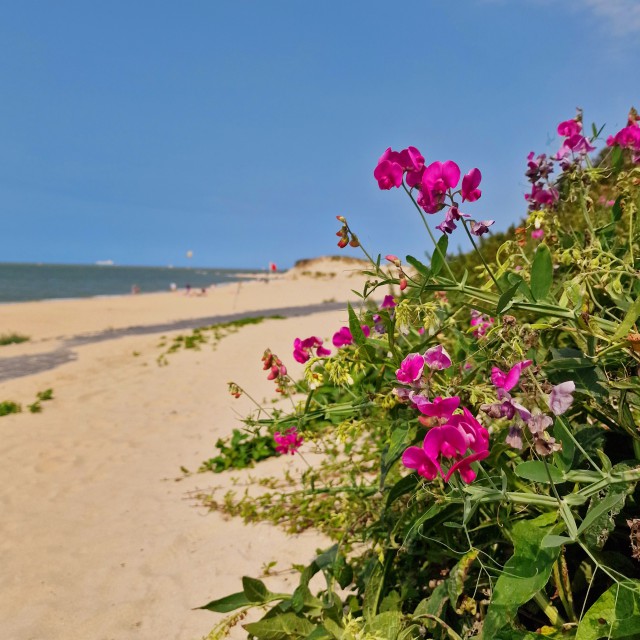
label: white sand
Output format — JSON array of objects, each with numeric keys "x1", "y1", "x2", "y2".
[{"x1": 0, "y1": 259, "x2": 378, "y2": 640}]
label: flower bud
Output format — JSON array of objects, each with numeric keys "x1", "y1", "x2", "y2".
[
  {"x1": 337, "y1": 236, "x2": 349, "y2": 248},
  {"x1": 336, "y1": 215, "x2": 346, "y2": 223},
  {"x1": 349, "y1": 235, "x2": 360, "y2": 247},
  {"x1": 399, "y1": 277, "x2": 407, "y2": 291}
]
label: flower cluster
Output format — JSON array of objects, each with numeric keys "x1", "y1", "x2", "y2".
[
  {"x1": 481, "y1": 360, "x2": 575, "y2": 455},
  {"x1": 261, "y1": 349, "x2": 289, "y2": 394},
  {"x1": 607, "y1": 107, "x2": 640, "y2": 164},
  {"x1": 554, "y1": 110, "x2": 595, "y2": 167},
  {"x1": 273, "y1": 427, "x2": 303, "y2": 455},
  {"x1": 293, "y1": 337, "x2": 331, "y2": 364},
  {"x1": 374, "y1": 147, "x2": 493, "y2": 237},
  {"x1": 385, "y1": 255, "x2": 408, "y2": 290},
  {"x1": 394, "y1": 346, "x2": 489, "y2": 484},
  {"x1": 335, "y1": 216, "x2": 359, "y2": 249}
]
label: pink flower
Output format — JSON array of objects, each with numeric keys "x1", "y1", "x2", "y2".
[
  {"x1": 461, "y1": 168, "x2": 482, "y2": 202},
  {"x1": 470, "y1": 220, "x2": 494, "y2": 236},
  {"x1": 549, "y1": 381, "x2": 575, "y2": 416},
  {"x1": 435, "y1": 206, "x2": 469, "y2": 235},
  {"x1": 332, "y1": 325, "x2": 370, "y2": 347},
  {"x1": 293, "y1": 336, "x2": 331, "y2": 363},
  {"x1": 554, "y1": 134, "x2": 595, "y2": 160},
  {"x1": 396, "y1": 353, "x2": 425, "y2": 385},
  {"x1": 374, "y1": 148, "x2": 403, "y2": 190},
  {"x1": 531, "y1": 228, "x2": 544, "y2": 240},
  {"x1": 557, "y1": 118, "x2": 582, "y2": 138},
  {"x1": 448, "y1": 407, "x2": 489, "y2": 453},
  {"x1": 444, "y1": 450, "x2": 489, "y2": 483},
  {"x1": 274, "y1": 427, "x2": 303, "y2": 455},
  {"x1": 490, "y1": 360, "x2": 532, "y2": 393},
  {"x1": 424, "y1": 344, "x2": 452, "y2": 370},
  {"x1": 525, "y1": 183, "x2": 559, "y2": 207},
  {"x1": 422, "y1": 160, "x2": 461, "y2": 195},
  {"x1": 470, "y1": 309, "x2": 494, "y2": 338},
  {"x1": 401, "y1": 437, "x2": 442, "y2": 480},
  {"x1": 412, "y1": 395, "x2": 460, "y2": 420},
  {"x1": 380, "y1": 294, "x2": 396, "y2": 309}
]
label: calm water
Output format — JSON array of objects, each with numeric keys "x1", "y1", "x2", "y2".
[{"x1": 0, "y1": 263, "x2": 261, "y2": 303}]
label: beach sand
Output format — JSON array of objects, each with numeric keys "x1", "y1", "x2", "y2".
[{"x1": 0, "y1": 258, "x2": 374, "y2": 640}]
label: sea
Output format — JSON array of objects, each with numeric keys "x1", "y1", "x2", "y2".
[{"x1": 0, "y1": 263, "x2": 262, "y2": 303}]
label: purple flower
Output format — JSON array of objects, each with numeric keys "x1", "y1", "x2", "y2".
[
  {"x1": 557, "y1": 118, "x2": 582, "y2": 138},
  {"x1": 461, "y1": 168, "x2": 482, "y2": 202},
  {"x1": 332, "y1": 325, "x2": 370, "y2": 348},
  {"x1": 491, "y1": 360, "x2": 532, "y2": 393},
  {"x1": 412, "y1": 395, "x2": 460, "y2": 420},
  {"x1": 470, "y1": 309, "x2": 494, "y2": 338},
  {"x1": 549, "y1": 381, "x2": 575, "y2": 416},
  {"x1": 424, "y1": 344, "x2": 452, "y2": 370},
  {"x1": 380, "y1": 295, "x2": 396, "y2": 309},
  {"x1": 505, "y1": 425, "x2": 523, "y2": 449},
  {"x1": 293, "y1": 336, "x2": 331, "y2": 363},
  {"x1": 274, "y1": 427, "x2": 303, "y2": 455},
  {"x1": 470, "y1": 220, "x2": 494, "y2": 236},
  {"x1": 396, "y1": 353, "x2": 425, "y2": 385},
  {"x1": 526, "y1": 413, "x2": 554, "y2": 435}
]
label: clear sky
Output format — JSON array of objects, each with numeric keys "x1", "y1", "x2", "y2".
[{"x1": 1, "y1": 1, "x2": 639, "y2": 268}]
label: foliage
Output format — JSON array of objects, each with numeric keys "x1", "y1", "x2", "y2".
[
  {"x1": 0, "y1": 389, "x2": 54, "y2": 417},
  {"x1": 157, "y1": 315, "x2": 285, "y2": 365},
  {"x1": 198, "y1": 428, "x2": 278, "y2": 473},
  {"x1": 0, "y1": 401, "x2": 22, "y2": 416},
  {"x1": 200, "y1": 111, "x2": 640, "y2": 639},
  {"x1": 0, "y1": 332, "x2": 29, "y2": 346}
]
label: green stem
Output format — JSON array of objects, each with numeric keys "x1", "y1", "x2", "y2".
[
  {"x1": 402, "y1": 184, "x2": 457, "y2": 281},
  {"x1": 460, "y1": 218, "x2": 502, "y2": 292}
]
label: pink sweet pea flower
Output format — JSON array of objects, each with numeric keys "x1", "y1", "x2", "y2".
[
  {"x1": 332, "y1": 325, "x2": 370, "y2": 347},
  {"x1": 448, "y1": 407, "x2": 490, "y2": 453},
  {"x1": 424, "y1": 344, "x2": 452, "y2": 370},
  {"x1": 422, "y1": 160, "x2": 461, "y2": 195},
  {"x1": 549, "y1": 381, "x2": 575, "y2": 416},
  {"x1": 396, "y1": 353, "x2": 425, "y2": 385},
  {"x1": 490, "y1": 360, "x2": 532, "y2": 393},
  {"x1": 380, "y1": 294, "x2": 396, "y2": 309},
  {"x1": 461, "y1": 168, "x2": 482, "y2": 202},
  {"x1": 557, "y1": 118, "x2": 582, "y2": 138},
  {"x1": 274, "y1": 427, "x2": 303, "y2": 455},
  {"x1": 470, "y1": 220, "x2": 494, "y2": 236},
  {"x1": 412, "y1": 395, "x2": 460, "y2": 420},
  {"x1": 531, "y1": 228, "x2": 545, "y2": 240},
  {"x1": 374, "y1": 148, "x2": 404, "y2": 190},
  {"x1": 401, "y1": 437, "x2": 442, "y2": 480},
  {"x1": 444, "y1": 450, "x2": 489, "y2": 483},
  {"x1": 293, "y1": 336, "x2": 331, "y2": 363},
  {"x1": 470, "y1": 309, "x2": 494, "y2": 338}
]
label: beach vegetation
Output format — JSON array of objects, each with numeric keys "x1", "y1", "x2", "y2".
[
  {"x1": 199, "y1": 109, "x2": 640, "y2": 639},
  {"x1": 0, "y1": 401, "x2": 22, "y2": 416},
  {"x1": 157, "y1": 315, "x2": 285, "y2": 365},
  {"x1": 0, "y1": 332, "x2": 29, "y2": 346}
]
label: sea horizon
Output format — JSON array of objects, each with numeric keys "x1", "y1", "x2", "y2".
[{"x1": 0, "y1": 262, "x2": 269, "y2": 304}]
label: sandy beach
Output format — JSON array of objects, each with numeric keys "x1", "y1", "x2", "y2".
[{"x1": 0, "y1": 259, "x2": 372, "y2": 640}]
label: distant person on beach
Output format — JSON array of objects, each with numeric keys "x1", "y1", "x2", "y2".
[
  {"x1": 169, "y1": 282, "x2": 177, "y2": 292},
  {"x1": 131, "y1": 284, "x2": 140, "y2": 294},
  {"x1": 185, "y1": 284, "x2": 191, "y2": 295}
]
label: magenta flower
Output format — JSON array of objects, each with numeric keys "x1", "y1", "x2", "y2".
[
  {"x1": 448, "y1": 407, "x2": 490, "y2": 453},
  {"x1": 554, "y1": 134, "x2": 595, "y2": 160},
  {"x1": 470, "y1": 220, "x2": 494, "y2": 236},
  {"x1": 470, "y1": 309, "x2": 494, "y2": 338},
  {"x1": 531, "y1": 228, "x2": 545, "y2": 240},
  {"x1": 401, "y1": 436, "x2": 442, "y2": 480},
  {"x1": 332, "y1": 325, "x2": 370, "y2": 347},
  {"x1": 274, "y1": 427, "x2": 303, "y2": 455},
  {"x1": 549, "y1": 381, "x2": 575, "y2": 416},
  {"x1": 380, "y1": 294, "x2": 396, "y2": 309},
  {"x1": 398, "y1": 146, "x2": 425, "y2": 172},
  {"x1": 422, "y1": 160, "x2": 461, "y2": 195},
  {"x1": 557, "y1": 118, "x2": 582, "y2": 138},
  {"x1": 490, "y1": 360, "x2": 532, "y2": 393},
  {"x1": 412, "y1": 395, "x2": 460, "y2": 420},
  {"x1": 396, "y1": 353, "x2": 425, "y2": 385},
  {"x1": 424, "y1": 344, "x2": 452, "y2": 370},
  {"x1": 525, "y1": 183, "x2": 559, "y2": 207},
  {"x1": 444, "y1": 450, "x2": 489, "y2": 483},
  {"x1": 293, "y1": 336, "x2": 331, "y2": 363},
  {"x1": 461, "y1": 168, "x2": 482, "y2": 202},
  {"x1": 374, "y1": 148, "x2": 404, "y2": 190}
]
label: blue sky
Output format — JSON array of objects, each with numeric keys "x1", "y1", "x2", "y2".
[{"x1": 1, "y1": 0, "x2": 639, "y2": 268}]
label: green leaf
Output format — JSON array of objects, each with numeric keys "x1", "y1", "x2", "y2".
[
  {"x1": 577, "y1": 492, "x2": 627, "y2": 537},
  {"x1": 363, "y1": 561, "x2": 385, "y2": 621},
  {"x1": 447, "y1": 550, "x2": 478, "y2": 610},
  {"x1": 243, "y1": 612, "x2": 317, "y2": 639},
  {"x1": 384, "y1": 473, "x2": 419, "y2": 509},
  {"x1": 482, "y1": 520, "x2": 561, "y2": 637},
  {"x1": 496, "y1": 281, "x2": 521, "y2": 314},
  {"x1": 540, "y1": 534, "x2": 573, "y2": 548},
  {"x1": 612, "y1": 295, "x2": 640, "y2": 341},
  {"x1": 304, "y1": 627, "x2": 334, "y2": 640},
  {"x1": 530, "y1": 243, "x2": 553, "y2": 301},
  {"x1": 347, "y1": 303, "x2": 366, "y2": 346},
  {"x1": 576, "y1": 581, "x2": 640, "y2": 640},
  {"x1": 382, "y1": 425, "x2": 415, "y2": 477},
  {"x1": 430, "y1": 234, "x2": 449, "y2": 277},
  {"x1": 414, "y1": 581, "x2": 448, "y2": 618},
  {"x1": 553, "y1": 417, "x2": 575, "y2": 472},
  {"x1": 612, "y1": 196, "x2": 623, "y2": 222},
  {"x1": 365, "y1": 611, "x2": 403, "y2": 640},
  {"x1": 197, "y1": 590, "x2": 251, "y2": 613},
  {"x1": 612, "y1": 144, "x2": 623, "y2": 172},
  {"x1": 243, "y1": 576, "x2": 270, "y2": 603},
  {"x1": 406, "y1": 255, "x2": 430, "y2": 277},
  {"x1": 515, "y1": 460, "x2": 564, "y2": 484}
]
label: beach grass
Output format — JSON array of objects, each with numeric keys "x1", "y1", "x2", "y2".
[{"x1": 0, "y1": 332, "x2": 29, "y2": 346}]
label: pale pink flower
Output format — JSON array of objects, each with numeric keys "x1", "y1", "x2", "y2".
[
  {"x1": 490, "y1": 360, "x2": 532, "y2": 393},
  {"x1": 424, "y1": 344, "x2": 452, "y2": 370},
  {"x1": 470, "y1": 220, "x2": 494, "y2": 236},
  {"x1": 549, "y1": 381, "x2": 575, "y2": 416}
]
